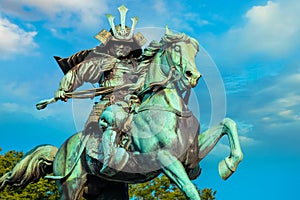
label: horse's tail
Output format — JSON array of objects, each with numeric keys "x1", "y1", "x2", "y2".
[{"x1": 0, "y1": 144, "x2": 58, "y2": 190}]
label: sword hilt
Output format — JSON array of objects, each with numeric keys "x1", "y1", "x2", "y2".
[{"x1": 36, "y1": 98, "x2": 57, "y2": 110}]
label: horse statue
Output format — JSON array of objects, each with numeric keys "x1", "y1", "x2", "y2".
[{"x1": 0, "y1": 29, "x2": 243, "y2": 200}]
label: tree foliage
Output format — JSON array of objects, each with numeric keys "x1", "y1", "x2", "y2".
[
  {"x1": 0, "y1": 147, "x2": 59, "y2": 200},
  {"x1": 129, "y1": 174, "x2": 216, "y2": 200}
]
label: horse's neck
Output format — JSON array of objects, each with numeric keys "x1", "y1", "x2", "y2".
[
  {"x1": 143, "y1": 50, "x2": 170, "y2": 89},
  {"x1": 139, "y1": 50, "x2": 187, "y2": 112}
]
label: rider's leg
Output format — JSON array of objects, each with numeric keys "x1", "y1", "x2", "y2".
[
  {"x1": 99, "y1": 105, "x2": 129, "y2": 176},
  {"x1": 100, "y1": 128, "x2": 117, "y2": 175},
  {"x1": 100, "y1": 127, "x2": 129, "y2": 176}
]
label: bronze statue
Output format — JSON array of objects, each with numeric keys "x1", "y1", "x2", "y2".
[{"x1": 0, "y1": 5, "x2": 243, "y2": 200}]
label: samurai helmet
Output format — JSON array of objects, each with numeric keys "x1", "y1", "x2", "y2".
[{"x1": 95, "y1": 5, "x2": 147, "y2": 47}]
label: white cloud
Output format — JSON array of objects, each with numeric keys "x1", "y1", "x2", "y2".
[
  {"x1": 242, "y1": 0, "x2": 300, "y2": 56},
  {"x1": 250, "y1": 71, "x2": 300, "y2": 128},
  {"x1": 209, "y1": 142, "x2": 230, "y2": 157},
  {"x1": 206, "y1": 134, "x2": 257, "y2": 158},
  {"x1": 0, "y1": 97, "x2": 74, "y2": 121},
  {"x1": 1, "y1": 0, "x2": 210, "y2": 41},
  {"x1": 277, "y1": 93, "x2": 300, "y2": 108},
  {"x1": 0, "y1": 79, "x2": 70, "y2": 121},
  {"x1": 278, "y1": 109, "x2": 293, "y2": 117},
  {"x1": 236, "y1": 121, "x2": 254, "y2": 135},
  {"x1": 0, "y1": 0, "x2": 109, "y2": 31},
  {"x1": 153, "y1": 0, "x2": 167, "y2": 14},
  {"x1": 1, "y1": 82, "x2": 34, "y2": 99},
  {"x1": 239, "y1": 136, "x2": 257, "y2": 146},
  {"x1": 0, "y1": 102, "x2": 20, "y2": 112},
  {"x1": 0, "y1": 102, "x2": 55, "y2": 119},
  {"x1": 184, "y1": 13, "x2": 210, "y2": 27},
  {"x1": 0, "y1": 17, "x2": 38, "y2": 58},
  {"x1": 206, "y1": 0, "x2": 300, "y2": 62}
]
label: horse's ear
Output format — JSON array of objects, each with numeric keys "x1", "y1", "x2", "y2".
[{"x1": 165, "y1": 25, "x2": 173, "y2": 35}]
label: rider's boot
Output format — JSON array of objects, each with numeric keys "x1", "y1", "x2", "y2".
[
  {"x1": 100, "y1": 129, "x2": 129, "y2": 176},
  {"x1": 100, "y1": 129, "x2": 117, "y2": 176}
]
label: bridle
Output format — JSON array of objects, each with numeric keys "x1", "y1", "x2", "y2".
[
  {"x1": 136, "y1": 42, "x2": 193, "y2": 117},
  {"x1": 164, "y1": 43, "x2": 183, "y2": 80},
  {"x1": 164, "y1": 42, "x2": 192, "y2": 104}
]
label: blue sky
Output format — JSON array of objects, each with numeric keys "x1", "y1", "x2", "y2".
[{"x1": 0, "y1": 0, "x2": 300, "y2": 199}]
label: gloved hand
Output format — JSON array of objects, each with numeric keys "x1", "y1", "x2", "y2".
[{"x1": 54, "y1": 89, "x2": 68, "y2": 102}]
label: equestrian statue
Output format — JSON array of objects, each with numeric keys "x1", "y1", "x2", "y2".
[{"x1": 0, "y1": 5, "x2": 243, "y2": 200}]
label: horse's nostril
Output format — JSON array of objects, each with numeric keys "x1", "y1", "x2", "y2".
[{"x1": 186, "y1": 71, "x2": 192, "y2": 78}]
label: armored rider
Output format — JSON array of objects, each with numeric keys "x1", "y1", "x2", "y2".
[{"x1": 54, "y1": 5, "x2": 147, "y2": 175}]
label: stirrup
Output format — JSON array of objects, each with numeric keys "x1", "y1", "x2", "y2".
[{"x1": 100, "y1": 164, "x2": 117, "y2": 176}]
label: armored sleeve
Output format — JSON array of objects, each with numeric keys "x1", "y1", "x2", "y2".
[{"x1": 57, "y1": 55, "x2": 117, "y2": 93}]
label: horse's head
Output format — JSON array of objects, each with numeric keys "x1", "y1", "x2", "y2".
[
  {"x1": 135, "y1": 29, "x2": 201, "y2": 95},
  {"x1": 163, "y1": 27, "x2": 201, "y2": 88}
]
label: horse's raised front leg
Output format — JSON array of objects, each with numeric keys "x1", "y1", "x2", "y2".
[
  {"x1": 198, "y1": 118, "x2": 243, "y2": 180},
  {"x1": 157, "y1": 150, "x2": 201, "y2": 200},
  {"x1": 218, "y1": 118, "x2": 243, "y2": 180}
]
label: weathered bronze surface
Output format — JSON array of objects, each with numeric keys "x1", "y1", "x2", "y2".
[{"x1": 0, "y1": 5, "x2": 243, "y2": 200}]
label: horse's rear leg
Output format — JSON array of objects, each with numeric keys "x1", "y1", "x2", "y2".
[
  {"x1": 198, "y1": 118, "x2": 243, "y2": 180},
  {"x1": 158, "y1": 150, "x2": 201, "y2": 200},
  {"x1": 58, "y1": 178, "x2": 86, "y2": 200},
  {"x1": 56, "y1": 172, "x2": 87, "y2": 200}
]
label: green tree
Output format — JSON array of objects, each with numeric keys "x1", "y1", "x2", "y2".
[
  {"x1": 0, "y1": 147, "x2": 59, "y2": 200},
  {"x1": 129, "y1": 174, "x2": 216, "y2": 200},
  {"x1": 200, "y1": 188, "x2": 217, "y2": 200}
]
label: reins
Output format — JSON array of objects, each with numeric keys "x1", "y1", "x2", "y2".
[
  {"x1": 135, "y1": 44, "x2": 193, "y2": 118},
  {"x1": 36, "y1": 84, "x2": 133, "y2": 110},
  {"x1": 164, "y1": 44, "x2": 192, "y2": 105},
  {"x1": 64, "y1": 84, "x2": 132, "y2": 99}
]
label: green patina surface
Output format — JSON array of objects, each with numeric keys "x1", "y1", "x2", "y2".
[{"x1": 0, "y1": 6, "x2": 244, "y2": 200}]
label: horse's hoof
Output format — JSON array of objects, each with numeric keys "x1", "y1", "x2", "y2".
[
  {"x1": 218, "y1": 158, "x2": 234, "y2": 180},
  {"x1": 187, "y1": 165, "x2": 201, "y2": 180}
]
